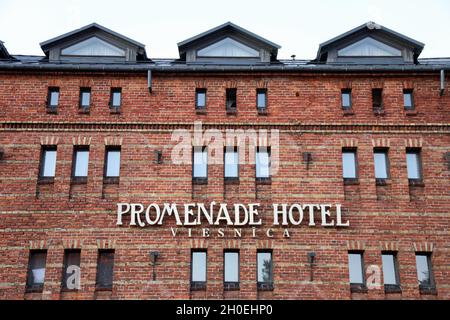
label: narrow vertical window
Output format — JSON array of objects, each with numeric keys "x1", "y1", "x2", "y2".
[
  {"x1": 79, "y1": 88, "x2": 91, "y2": 110},
  {"x1": 403, "y1": 89, "x2": 414, "y2": 110},
  {"x1": 72, "y1": 146, "x2": 89, "y2": 182},
  {"x1": 342, "y1": 149, "x2": 358, "y2": 181},
  {"x1": 47, "y1": 87, "x2": 60, "y2": 111},
  {"x1": 95, "y1": 250, "x2": 114, "y2": 291},
  {"x1": 257, "y1": 88, "x2": 267, "y2": 111},
  {"x1": 406, "y1": 149, "x2": 423, "y2": 182},
  {"x1": 193, "y1": 146, "x2": 207, "y2": 183},
  {"x1": 374, "y1": 149, "x2": 389, "y2": 181},
  {"x1": 110, "y1": 88, "x2": 121, "y2": 110},
  {"x1": 372, "y1": 88, "x2": 383, "y2": 112},
  {"x1": 191, "y1": 250, "x2": 207, "y2": 290},
  {"x1": 226, "y1": 88, "x2": 237, "y2": 112},
  {"x1": 224, "y1": 251, "x2": 240, "y2": 290},
  {"x1": 256, "y1": 147, "x2": 270, "y2": 180},
  {"x1": 341, "y1": 89, "x2": 352, "y2": 110},
  {"x1": 348, "y1": 251, "x2": 366, "y2": 292},
  {"x1": 26, "y1": 250, "x2": 47, "y2": 293},
  {"x1": 257, "y1": 251, "x2": 273, "y2": 290},
  {"x1": 104, "y1": 147, "x2": 121, "y2": 183},
  {"x1": 415, "y1": 253, "x2": 436, "y2": 293},
  {"x1": 382, "y1": 252, "x2": 401, "y2": 292},
  {"x1": 224, "y1": 147, "x2": 239, "y2": 181},
  {"x1": 39, "y1": 146, "x2": 57, "y2": 181},
  {"x1": 196, "y1": 88, "x2": 207, "y2": 110},
  {"x1": 61, "y1": 249, "x2": 81, "y2": 291}
]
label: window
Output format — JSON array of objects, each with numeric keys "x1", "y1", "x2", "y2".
[
  {"x1": 72, "y1": 146, "x2": 89, "y2": 181},
  {"x1": 26, "y1": 250, "x2": 47, "y2": 293},
  {"x1": 61, "y1": 249, "x2": 81, "y2": 291},
  {"x1": 256, "y1": 147, "x2": 270, "y2": 180},
  {"x1": 372, "y1": 88, "x2": 383, "y2": 111},
  {"x1": 224, "y1": 147, "x2": 239, "y2": 180},
  {"x1": 224, "y1": 251, "x2": 239, "y2": 290},
  {"x1": 415, "y1": 253, "x2": 435, "y2": 292},
  {"x1": 79, "y1": 88, "x2": 91, "y2": 109},
  {"x1": 257, "y1": 89, "x2": 267, "y2": 110},
  {"x1": 226, "y1": 88, "x2": 237, "y2": 111},
  {"x1": 193, "y1": 147, "x2": 207, "y2": 182},
  {"x1": 191, "y1": 250, "x2": 207, "y2": 290},
  {"x1": 196, "y1": 88, "x2": 207, "y2": 110},
  {"x1": 341, "y1": 89, "x2": 352, "y2": 110},
  {"x1": 342, "y1": 149, "x2": 358, "y2": 181},
  {"x1": 403, "y1": 89, "x2": 414, "y2": 110},
  {"x1": 104, "y1": 147, "x2": 121, "y2": 182},
  {"x1": 348, "y1": 252, "x2": 366, "y2": 292},
  {"x1": 257, "y1": 251, "x2": 273, "y2": 290},
  {"x1": 95, "y1": 250, "x2": 114, "y2": 291},
  {"x1": 382, "y1": 252, "x2": 401, "y2": 292},
  {"x1": 110, "y1": 88, "x2": 121, "y2": 109},
  {"x1": 39, "y1": 146, "x2": 57, "y2": 181},
  {"x1": 47, "y1": 87, "x2": 60, "y2": 110},
  {"x1": 374, "y1": 149, "x2": 389, "y2": 181},
  {"x1": 406, "y1": 149, "x2": 423, "y2": 182}
]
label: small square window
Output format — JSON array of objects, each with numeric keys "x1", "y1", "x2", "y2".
[
  {"x1": 372, "y1": 88, "x2": 383, "y2": 111},
  {"x1": 341, "y1": 89, "x2": 352, "y2": 109},
  {"x1": 257, "y1": 89, "x2": 267, "y2": 109},
  {"x1": 196, "y1": 89, "x2": 207, "y2": 109},
  {"x1": 226, "y1": 88, "x2": 237, "y2": 111},
  {"x1": 39, "y1": 146, "x2": 57, "y2": 181},
  {"x1": 47, "y1": 87, "x2": 60, "y2": 109},
  {"x1": 26, "y1": 250, "x2": 47, "y2": 292},
  {"x1": 61, "y1": 249, "x2": 81, "y2": 291},
  {"x1": 110, "y1": 88, "x2": 121, "y2": 109},
  {"x1": 95, "y1": 250, "x2": 114, "y2": 291},
  {"x1": 403, "y1": 89, "x2": 414, "y2": 110},
  {"x1": 79, "y1": 88, "x2": 91, "y2": 109}
]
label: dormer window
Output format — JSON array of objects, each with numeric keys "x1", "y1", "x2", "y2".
[
  {"x1": 197, "y1": 38, "x2": 259, "y2": 58},
  {"x1": 61, "y1": 37, "x2": 126, "y2": 57},
  {"x1": 338, "y1": 37, "x2": 401, "y2": 57}
]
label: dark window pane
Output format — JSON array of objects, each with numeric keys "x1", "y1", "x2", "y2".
[
  {"x1": 257, "y1": 89, "x2": 267, "y2": 108},
  {"x1": 372, "y1": 89, "x2": 383, "y2": 110},
  {"x1": 61, "y1": 250, "x2": 81, "y2": 290},
  {"x1": 226, "y1": 88, "x2": 237, "y2": 110},
  {"x1": 224, "y1": 251, "x2": 239, "y2": 283},
  {"x1": 191, "y1": 251, "x2": 207, "y2": 282},
  {"x1": 95, "y1": 250, "x2": 114, "y2": 290},
  {"x1": 26, "y1": 250, "x2": 47, "y2": 291},
  {"x1": 348, "y1": 253, "x2": 364, "y2": 284},
  {"x1": 257, "y1": 252, "x2": 273, "y2": 283}
]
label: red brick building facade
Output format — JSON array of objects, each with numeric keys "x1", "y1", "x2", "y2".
[{"x1": 0, "y1": 22, "x2": 449, "y2": 300}]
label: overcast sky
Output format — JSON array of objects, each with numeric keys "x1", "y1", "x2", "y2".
[{"x1": 1, "y1": 0, "x2": 449, "y2": 59}]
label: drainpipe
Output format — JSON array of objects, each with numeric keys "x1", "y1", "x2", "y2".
[{"x1": 440, "y1": 69, "x2": 445, "y2": 96}]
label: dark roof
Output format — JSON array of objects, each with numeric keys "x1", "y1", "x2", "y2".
[
  {"x1": 1, "y1": 55, "x2": 449, "y2": 73},
  {"x1": 178, "y1": 21, "x2": 281, "y2": 54},
  {"x1": 0, "y1": 41, "x2": 12, "y2": 60},
  {"x1": 40, "y1": 23, "x2": 146, "y2": 53},
  {"x1": 316, "y1": 21, "x2": 425, "y2": 61}
]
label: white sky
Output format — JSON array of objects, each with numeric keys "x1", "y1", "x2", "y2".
[{"x1": 0, "y1": 0, "x2": 449, "y2": 59}]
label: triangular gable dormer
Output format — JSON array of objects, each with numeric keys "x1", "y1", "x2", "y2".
[
  {"x1": 178, "y1": 22, "x2": 281, "y2": 65},
  {"x1": 316, "y1": 21, "x2": 424, "y2": 65},
  {"x1": 40, "y1": 23, "x2": 149, "y2": 63}
]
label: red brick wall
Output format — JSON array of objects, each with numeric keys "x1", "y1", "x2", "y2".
[{"x1": 0, "y1": 71, "x2": 449, "y2": 300}]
